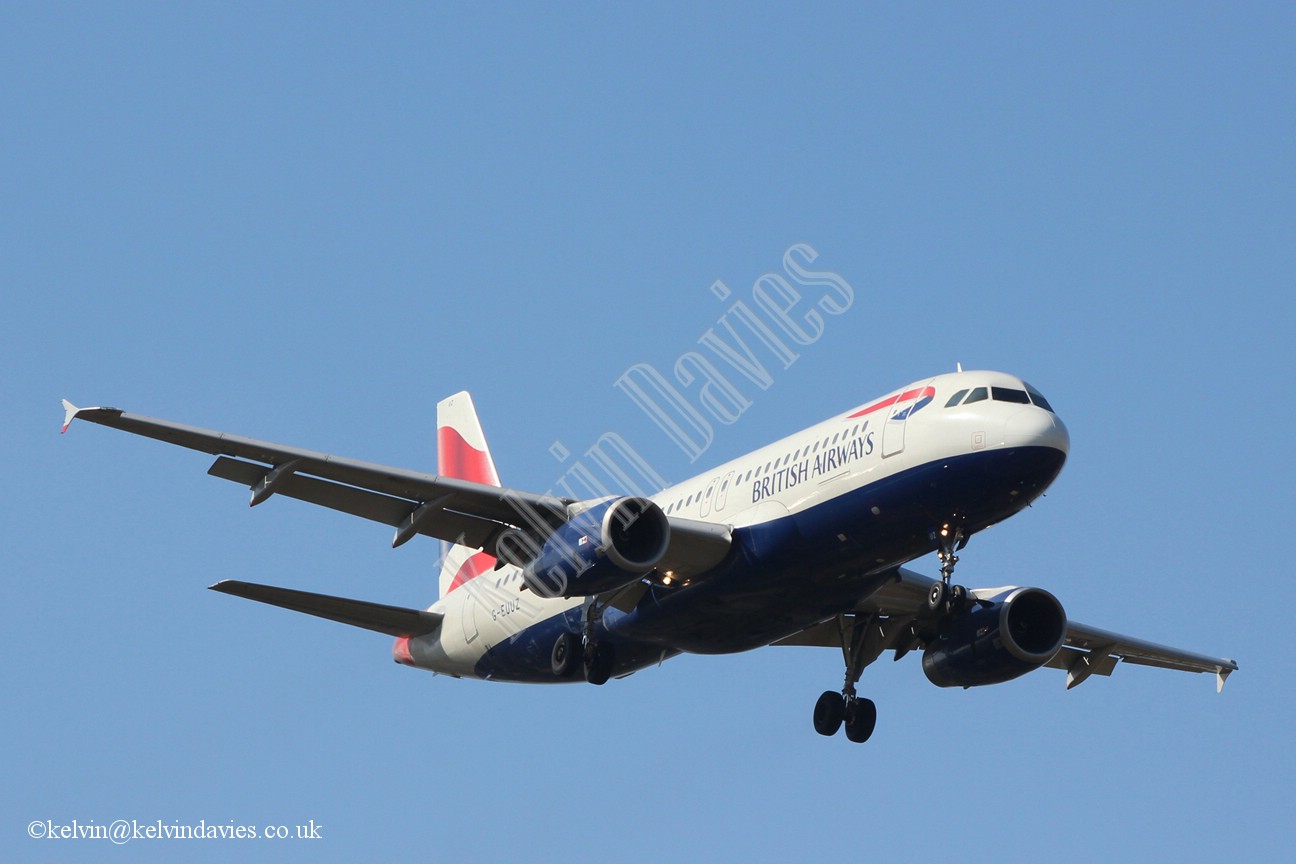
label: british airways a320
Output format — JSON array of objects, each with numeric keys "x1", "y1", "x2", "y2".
[{"x1": 62, "y1": 369, "x2": 1237, "y2": 743}]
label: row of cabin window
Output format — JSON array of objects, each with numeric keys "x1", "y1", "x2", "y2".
[
  {"x1": 662, "y1": 423, "x2": 867, "y2": 514},
  {"x1": 660, "y1": 386, "x2": 1058, "y2": 516}
]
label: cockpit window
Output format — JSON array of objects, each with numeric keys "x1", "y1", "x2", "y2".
[
  {"x1": 1024, "y1": 382, "x2": 1054, "y2": 413},
  {"x1": 992, "y1": 387, "x2": 1030, "y2": 404},
  {"x1": 963, "y1": 386, "x2": 988, "y2": 404},
  {"x1": 944, "y1": 388, "x2": 969, "y2": 407}
]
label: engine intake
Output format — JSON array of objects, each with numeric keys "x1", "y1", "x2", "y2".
[
  {"x1": 522, "y1": 497, "x2": 670, "y2": 598},
  {"x1": 922, "y1": 587, "x2": 1067, "y2": 688}
]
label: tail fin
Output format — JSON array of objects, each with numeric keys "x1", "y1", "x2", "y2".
[{"x1": 436, "y1": 392, "x2": 500, "y2": 597}]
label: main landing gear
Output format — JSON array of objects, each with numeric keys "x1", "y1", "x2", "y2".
[
  {"x1": 813, "y1": 689, "x2": 877, "y2": 743},
  {"x1": 551, "y1": 628, "x2": 616, "y2": 685},
  {"x1": 813, "y1": 524, "x2": 973, "y2": 743},
  {"x1": 583, "y1": 640, "x2": 615, "y2": 686},
  {"x1": 813, "y1": 615, "x2": 878, "y2": 743},
  {"x1": 550, "y1": 629, "x2": 614, "y2": 684},
  {"x1": 552, "y1": 595, "x2": 617, "y2": 685},
  {"x1": 580, "y1": 596, "x2": 615, "y2": 686},
  {"x1": 925, "y1": 523, "x2": 969, "y2": 616}
]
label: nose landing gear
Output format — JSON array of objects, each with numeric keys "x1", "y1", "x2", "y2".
[{"x1": 926, "y1": 523, "x2": 969, "y2": 615}]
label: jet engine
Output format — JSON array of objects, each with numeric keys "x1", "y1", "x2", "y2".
[
  {"x1": 922, "y1": 587, "x2": 1067, "y2": 688},
  {"x1": 521, "y1": 496, "x2": 670, "y2": 598}
]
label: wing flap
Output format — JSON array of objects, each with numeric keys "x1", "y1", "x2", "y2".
[
  {"x1": 210, "y1": 580, "x2": 442, "y2": 637},
  {"x1": 208, "y1": 456, "x2": 411, "y2": 522},
  {"x1": 207, "y1": 456, "x2": 505, "y2": 548}
]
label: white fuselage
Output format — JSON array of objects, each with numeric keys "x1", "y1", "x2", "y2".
[{"x1": 405, "y1": 370, "x2": 1069, "y2": 679}]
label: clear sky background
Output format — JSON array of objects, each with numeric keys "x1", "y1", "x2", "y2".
[{"x1": 3, "y1": 3, "x2": 1291, "y2": 862}]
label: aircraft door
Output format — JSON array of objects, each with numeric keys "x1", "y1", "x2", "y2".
[
  {"x1": 881, "y1": 379, "x2": 933, "y2": 458},
  {"x1": 460, "y1": 584, "x2": 479, "y2": 644},
  {"x1": 714, "y1": 470, "x2": 736, "y2": 512},
  {"x1": 881, "y1": 400, "x2": 908, "y2": 458},
  {"x1": 699, "y1": 476, "x2": 720, "y2": 517}
]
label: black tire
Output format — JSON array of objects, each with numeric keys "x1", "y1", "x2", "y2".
[
  {"x1": 584, "y1": 643, "x2": 614, "y2": 686},
  {"x1": 551, "y1": 632, "x2": 579, "y2": 678},
  {"x1": 843, "y1": 697, "x2": 877, "y2": 743},
  {"x1": 927, "y1": 581, "x2": 947, "y2": 612},
  {"x1": 813, "y1": 690, "x2": 845, "y2": 736}
]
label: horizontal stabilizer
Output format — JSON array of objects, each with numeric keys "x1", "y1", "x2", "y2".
[{"x1": 210, "y1": 580, "x2": 442, "y2": 637}]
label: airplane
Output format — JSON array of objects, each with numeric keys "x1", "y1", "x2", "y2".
[{"x1": 61, "y1": 369, "x2": 1237, "y2": 743}]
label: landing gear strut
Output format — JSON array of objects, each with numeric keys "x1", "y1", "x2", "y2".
[{"x1": 813, "y1": 615, "x2": 879, "y2": 743}]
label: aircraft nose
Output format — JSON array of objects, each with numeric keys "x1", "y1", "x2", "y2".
[{"x1": 1004, "y1": 408, "x2": 1069, "y2": 455}]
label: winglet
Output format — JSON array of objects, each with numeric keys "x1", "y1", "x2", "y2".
[
  {"x1": 60, "y1": 400, "x2": 123, "y2": 433},
  {"x1": 1217, "y1": 664, "x2": 1235, "y2": 693},
  {"x1": 61, "y1": 399, "x2": 80, "y2": 434}
]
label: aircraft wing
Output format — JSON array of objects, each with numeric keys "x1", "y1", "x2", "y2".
[
  {"x1": 61, "y1": 402, "x2": 733, "y2": 575},
  {"x1": 775, "y1": 567, "x2": 1239, "y2": 691}
]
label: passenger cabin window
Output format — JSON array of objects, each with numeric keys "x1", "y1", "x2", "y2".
[
  {"x1": 963, "y1": 387, "x2": 989, "y2": 404},
  {"x1": 945, "y1": 389, "x2": 969, "y2": 407},
  {"x1": 992, "y1": 387, "x2": 1030, "y2": 404}
]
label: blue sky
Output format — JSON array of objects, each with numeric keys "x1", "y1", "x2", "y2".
[{"x1": 3, "y1": 3, "x2": 1291, "y2": 861}]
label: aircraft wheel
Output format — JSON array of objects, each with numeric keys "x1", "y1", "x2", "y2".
[
  {"x1": 843, "y1": 697, "x2": 877, "y2": 744},
  {"x1": 584, "y1": 643, "x2": 614, "y2": 686},
  {"x1": 813, "y1": 690, "x2": 845, "y2": 736},
  {"x1": 927, "y1": 581, "x2": 947, "y2": 612},
  {"x1": 551, "y1": 632, "x2": 579, "y2": 678}
]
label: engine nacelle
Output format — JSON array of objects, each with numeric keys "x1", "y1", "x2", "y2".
[
  {"x1": 522, "y1": 496, "x2": 670, "y2": 598},
  {"x1": 922, "y1": 587, "x2": 1067, "y2": 688}
]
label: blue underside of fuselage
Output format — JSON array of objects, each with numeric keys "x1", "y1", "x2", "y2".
[{"x1": 472, "y1": 445, "x2": 1066, "y2": 683}]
